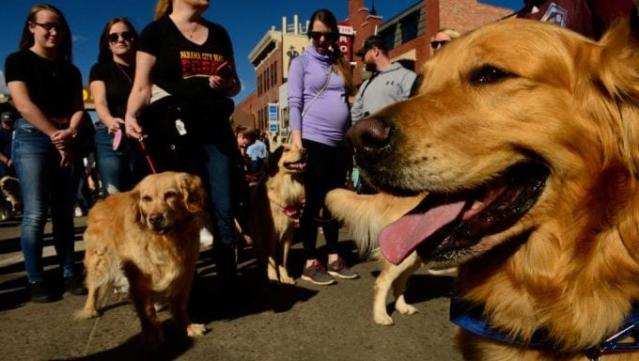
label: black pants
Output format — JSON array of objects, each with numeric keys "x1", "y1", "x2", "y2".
[{"x1": 299, "y1": 139, "x2": 350, "y2": 260}]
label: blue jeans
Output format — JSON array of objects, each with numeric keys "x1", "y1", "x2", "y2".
[
  {"x1": 202, "y1": 143, "x2": 235, "y2": 248},
  {"x1": 94, "y1": 125, "x2": 133, "y2": 194},
  {"x1": 13, "y1": 119, "x2": 80, "y2": 283}
]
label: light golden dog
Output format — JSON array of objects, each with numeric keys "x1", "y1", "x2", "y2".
[
  {"x1": 326, "y1": 189, "x2": 426, "y2": 325},
  {"x1": 77, "y1": 172, "x2": 207, "y2": 346},
  {"x1": 349, "y1": 18, "x2": 639, "y2": 360},
  {"x1": 241, "y1": 145, "x2": 305, "y2": 284}
]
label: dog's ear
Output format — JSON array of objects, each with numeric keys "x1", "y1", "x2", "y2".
[
  {"x1": 267, "y1": 146, "x2": 285, "y2": 176},
  {"x1": 592, "y1": 15, "x2": 639, "y2": 176},
  {"x1": 128, "y1": 189, "x2": 144, "y2": 225},
  {"x1": 178, "y1": 173, "x2": 206, "y2": 213}
]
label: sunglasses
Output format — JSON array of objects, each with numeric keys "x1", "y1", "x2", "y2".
[
  {"x1": 33, "y1": 22, "x2": 64, "y2": 33},
  {"x1": 430, "y1": 40, "x2": 449, "y2": 49},
  {"x1": 309, "y1": 31, "x2": 338, "y2": 42},
  {"x1": 108, "y1": 31, "x2": 134, "y2": 43}
]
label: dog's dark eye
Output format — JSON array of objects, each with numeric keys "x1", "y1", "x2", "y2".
[
  {"x1": 164, "y1": 191, "x2": 178, "y2": 200},
  {"x1": 141, "y1": 195, "x2": 152, "y2": 203},
  {"x1": 470, "y1": 65, "x2": 511, "y2": 84}
]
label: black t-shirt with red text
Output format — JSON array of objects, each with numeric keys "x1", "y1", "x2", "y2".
[
  {"x1": 138, "y1": 15, "x2": 235, "y2": 112},
  {"x1": 5, "y1": 49, "x2": 82, "y2": 118}
]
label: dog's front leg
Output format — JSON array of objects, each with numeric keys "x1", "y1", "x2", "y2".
[
  {"x1": 392, "y1": 252, "x2": 421, "y2": 316},
  {"x1": 278, "y1": 234, "x2": 295, "y2": 285},
  {"x1": 131, "y1": 287, "x2": 163, "y2": 347},
  {"x1": 171, "y1": 275, "x2": 207, "y2": 337},
  {"x1": 373, "y1": 252, "x2": 421, "y2": 325}
]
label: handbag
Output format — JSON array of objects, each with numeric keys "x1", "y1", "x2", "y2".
[{"x1": 137, "y1": 85, "x2": 199, "y2": 173}]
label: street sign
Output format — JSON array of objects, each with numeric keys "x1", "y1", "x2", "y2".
[{"x1": 268, "y1": 103, "x2": 278, "y2": 133}]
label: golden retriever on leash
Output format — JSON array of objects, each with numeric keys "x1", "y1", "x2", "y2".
[
  {"x1": 77, "y1": 172, "x2": 207, "y2": 346},
  {"x1": 241, "y1": 145, "x2": 305, "y2": 284},
  {"x1": 349, "y1": 16, "x2": 639, "y2": 361}
]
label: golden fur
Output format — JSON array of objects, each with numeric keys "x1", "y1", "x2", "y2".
[
  {"x1": 325, "y1": 189, "x2": 425, "y2": 325},
  {"x1": 77, "y1": 172, "x2": 207, "y2": 346},
  {"x1": 242, "y1": 145, "x2": 305, "y2": 284},
  {"x1": 350, "y1": 18, "x2": 639, "y2": 360}
]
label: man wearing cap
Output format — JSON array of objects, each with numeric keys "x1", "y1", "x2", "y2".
[{"x1": 351, "y1": 35, "x2": 418, "y2": 123}]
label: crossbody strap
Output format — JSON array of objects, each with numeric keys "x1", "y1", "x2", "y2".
[{"x1": 302, "y1": 66, "x2": 332, "y2": 118}]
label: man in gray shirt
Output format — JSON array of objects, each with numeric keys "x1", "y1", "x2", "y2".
[{"x1": 351, "y1": 35, "x2": 418, "y2": 123}]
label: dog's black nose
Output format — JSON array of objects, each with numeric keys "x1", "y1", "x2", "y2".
[
  {"x1": 348, "y1": 116, "x2": 392, "y2": 152},
  {"x1": 148, "y1": 214, "x2": 163, "y2": 227}
]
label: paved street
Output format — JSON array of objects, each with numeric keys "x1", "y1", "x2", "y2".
[{"x1": 0, "y1": 216, "x2": 462, "y2": 361}]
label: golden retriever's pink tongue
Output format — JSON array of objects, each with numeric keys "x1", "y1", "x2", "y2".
[{"x1": 379, "y1": 201, "x2": 465, "y2": 265}]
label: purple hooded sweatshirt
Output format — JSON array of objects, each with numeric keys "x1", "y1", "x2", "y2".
[{"x1": 287, "y1": 46, "x2": 351, "y2": 147}]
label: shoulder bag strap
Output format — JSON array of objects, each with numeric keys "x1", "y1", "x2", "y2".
[{"x1": 302, "y1": 66, "x2": 332, "y2": 118}]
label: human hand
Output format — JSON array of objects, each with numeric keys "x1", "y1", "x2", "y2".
[
  {"x1": 107, "y1": 117, "x2": 124, "y2": 135},
  {"x1": 290, "y1": 130, "x2": 303, "y2": 151},
  {"x1": 50, "y1": 128, "x2": 76, "y2": 148},
  {"x1": 58, "y1": 148, "x2": 71, "y2": 167},
  {"x1": 125, "y1": 114, "x2": 144, "y2": 140}
]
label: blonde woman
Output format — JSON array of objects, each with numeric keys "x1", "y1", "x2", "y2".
[{"x1": 124, "y1": 0, "x2": 241, "y2": 286}]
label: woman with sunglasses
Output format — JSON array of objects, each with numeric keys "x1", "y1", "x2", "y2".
[
  {"x1": 89, "y1": 18, "x2": 138, "y2": 195},
  {"x1": 125, "y1": 0, "x2": 241, "y2": 288},
  {"x1": 287, "y1": 9, "x2": 358, "y2": 285},
  {"x1": 4, "y1": 3, "x2": 85, "y2": 302}
]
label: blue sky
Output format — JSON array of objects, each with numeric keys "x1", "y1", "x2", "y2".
[{"x1": 0, "y1": 0, "x2": 520, "y2": 102}]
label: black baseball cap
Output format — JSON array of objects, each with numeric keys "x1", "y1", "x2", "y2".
[{"x1": 355, "y1": 35, "x2": 387, "y2": 57}]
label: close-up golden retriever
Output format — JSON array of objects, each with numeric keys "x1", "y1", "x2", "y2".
[
  {"x1": 240, "y1": 145, "x2": 306, "y2": 284},
  {"x1": 349, "y1": 17, "x2": 639, "y2": 361},
  {"x1": 76, "y1": 172, "x2": 207, "y2": 346}
]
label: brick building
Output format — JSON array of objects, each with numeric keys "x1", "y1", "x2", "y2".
[{"x1": 233, "y1": 0, "x2": 513, "y2": 134}]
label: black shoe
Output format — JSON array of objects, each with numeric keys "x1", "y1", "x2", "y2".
[
  {"x1": 29, "y1": 282, "x2": 58, "y2": 303},
  {"x1": 64, "y1": 276, "x2": 87, "y2": 296}
]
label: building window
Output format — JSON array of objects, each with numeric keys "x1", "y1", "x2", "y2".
[
  {"x1": 258, "y1": 74, "x2": 262, "y2": 95},
  {"x1": 273, "y1": 61, "x2": 278, "y2": 86},
  {"x1": 400, "y1": 11, "x2": 420, "y2": 44}
]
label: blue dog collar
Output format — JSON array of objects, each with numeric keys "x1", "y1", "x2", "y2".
[{"x1": 450, "y1": 298, "x2": 639, "y2": 359}]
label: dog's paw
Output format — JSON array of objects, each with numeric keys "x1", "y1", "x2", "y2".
[
  {"x1": 186, "y1": 323, "x2": 208, "y2": 337},
  {"x1": 279, "y1": 275, "x2": 296, "y2": 285},
  {"x1": 374, "y1": 312, "x2": 394, "y2": 326},
  {"x1": 395, "y1": 302, "x2": 418, "y2": 315},
  {"x1": 74, "y1": 308, "x2": 99, "y2": 320}
]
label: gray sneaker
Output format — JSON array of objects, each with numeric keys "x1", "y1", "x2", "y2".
[
  {"x1": 327, "y1": 259, "x2": 359, "y2": 279},
  {"x1": 301, "y1": 260, "x2": 336, "y2": 286}
]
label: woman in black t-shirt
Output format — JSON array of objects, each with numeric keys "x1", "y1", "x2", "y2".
[
  {"x1": 89, "y1": 18, "x2": 138, "y2": 195},
  {"x1": 5, "y1": 3, "x2": 85, "y2": 303},
  {"x1": 125, "y1": 0, "x2": 241, "y2": 284}
]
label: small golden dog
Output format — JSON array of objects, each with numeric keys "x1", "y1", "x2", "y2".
[
  {"x1": 326, "y1": 189, "x2": 455, "y2": 325},
  {"x1": 241, "y1": 145, "x2": 305, "y2": 284},
  {"x1": 349, "y1": 16, "x2": 639, "y2": 361},
  {"x1": 77, "y1": 172, "x2": 207, "y2": 346}
]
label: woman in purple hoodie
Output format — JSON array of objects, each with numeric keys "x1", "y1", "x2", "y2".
[{"x1": 288, "y1": 9, "x2": 358, "y2": 285}]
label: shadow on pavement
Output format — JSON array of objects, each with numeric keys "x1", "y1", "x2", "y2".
[{"x1": 58, "y1": 320, "x2": 194, "y2": 361}]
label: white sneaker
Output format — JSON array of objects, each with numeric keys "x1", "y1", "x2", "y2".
[
  {"x1": 74, "y1": 206, "x2": 83, "y2": 217},
  {"x1": 199, "y1": 227, "x2": 213, "y2": 249}
]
